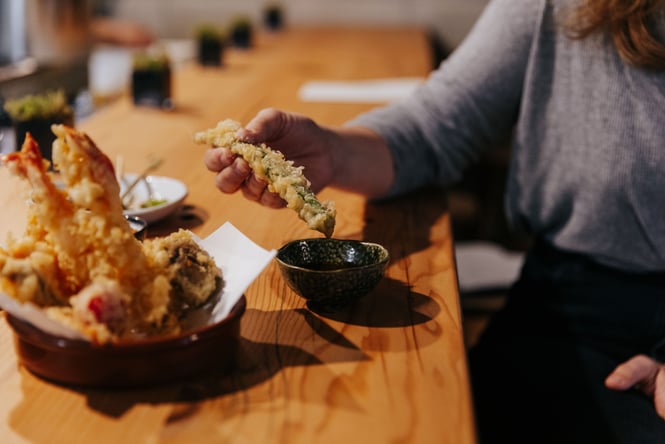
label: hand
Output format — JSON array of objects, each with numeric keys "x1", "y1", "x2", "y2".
[
  {"x1": 605, "y1": 354, "x2": 665, "y2": 419},
  {"x1": 203, "y1": 108, "x2": 336, "y2": 207}
]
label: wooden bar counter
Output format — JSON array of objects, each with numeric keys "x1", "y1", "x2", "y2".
[{"x1": 0, "y1": 26, "x2": 476, "y2": 444}]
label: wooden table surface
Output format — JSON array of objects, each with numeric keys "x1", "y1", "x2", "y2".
[{"x1": 0, "y1": 26, "x2": 476, "y2": 444}]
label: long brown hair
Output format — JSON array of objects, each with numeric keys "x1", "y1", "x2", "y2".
[{"x1": 566, "y1": 0, "x2": 665, "y2": 69}]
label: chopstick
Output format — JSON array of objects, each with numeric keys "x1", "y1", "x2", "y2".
[{"x1": 119, "y1": 157, "x2": 163, "y2": 202}]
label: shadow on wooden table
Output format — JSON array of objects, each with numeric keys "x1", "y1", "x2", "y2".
[
  {"x1": 362, "y1": 187, "x2": 449, "y2": 262},
  {"x1": 8, "y1": 307, "x2": 370, "y2": 421},
  {"x1": 144, "y1": 204, "x2": 207, "y2": 238},
  {"x1": 307, "y1": 277, "x2": 440, "y2": 328},
  {"x1": 175, "y1": 306, "x2": 369, "y2": 404},
  {"x1": 298, "y1": 187, "x2": 446, "y2": 328}
]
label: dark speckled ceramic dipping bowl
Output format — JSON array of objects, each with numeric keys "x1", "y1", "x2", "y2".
[{"x1": 276, "y1": 238, "x2": 390, "y2": 309}]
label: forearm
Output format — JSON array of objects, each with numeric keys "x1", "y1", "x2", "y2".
[{"x1": 325, "y1": 125, "x2": 394, "y2": 199}]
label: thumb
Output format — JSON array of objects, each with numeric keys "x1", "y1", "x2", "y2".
[
  {"x1": 605, "y1": 354, "x2": 659, "y2": 393},
  {"x1": 240, "y1": 108, "x2": 286, "y2": 143}
]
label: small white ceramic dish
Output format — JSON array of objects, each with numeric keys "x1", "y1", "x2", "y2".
[{"x1": 121, "y1": 174, "x2": 188, "y2": 224}]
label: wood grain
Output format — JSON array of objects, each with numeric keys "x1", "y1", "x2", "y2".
[{"x1": 0, "y1": 26, "x2": 476, "y2": 444}]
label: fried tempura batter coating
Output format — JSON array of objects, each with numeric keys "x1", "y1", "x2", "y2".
[
  {"x1": 0, "y1": 127, "x2": 221, "y2": 343},
  {"x1": 194, "y1": 119, "x2": 336, "y2": 238}
]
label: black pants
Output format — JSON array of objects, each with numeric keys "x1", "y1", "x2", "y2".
[{"x1": 469, "y1": 241, "x2": 665, "y2": 444}]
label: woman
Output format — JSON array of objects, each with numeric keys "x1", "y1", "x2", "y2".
[{"x1": 203, "y1": 0, "x2": 665, "y2": 441}]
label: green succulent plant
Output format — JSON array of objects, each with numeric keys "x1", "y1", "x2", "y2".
[
  {"x1": 196, "y1": 24, "x2": 224, "y2": 42},
  {"x1": 132, "y1": 50, "x2": 171, "y2": 71},
  {"x1": 4, "y1": 90, "x2": 73, "y2": 122}
]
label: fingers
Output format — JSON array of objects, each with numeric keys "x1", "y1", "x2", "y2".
[
  {"x1": 204, "y1": 147, "x2": 251, "y2": 193},
  {"x1": 212, "y1": 156, "x2": 252, "y2": 194},
  {"x1": 214, "y1": 163, "x2": 284, "y2": 207},
  {"x1": 203, "y1": 147, "x2": 236, "y2": 172},
  {"x1": 606, "y1": 355, "x2": 665, "y2": 422},
  {"x1": 654, "y1": 370, "x2": 665, "y2": 420},
  {"x1": 240, "y1": 174, "x2": 285, "y2": 208},
  {"x1": 204, "y1": 111, "x2": 290, "y2": 207},
  {"x1": 605, "y1": 354, "x2": 660, "y2": 394},
  {"x1": 237, "y1": 108, "x2": 282, "y2": 143},
  {"x1": 259, "y1": 192, "x2": 286, "y2": 208},
  {"x1": 204, "y1": 147, "x2": 285, "y2": 206},
  {"x1": 240, "y1": 185, "x2": 285, "y2": 208}
]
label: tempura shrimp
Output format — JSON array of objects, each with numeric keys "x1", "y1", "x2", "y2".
[
  {"x1": 2, "y1": 134, "x2": 77, "y2": 304},
  {"x1": 3, "y1": 129, "x2": 154, "y2": 298},
  {"x1": 0, "y1": 126, "x2": 221, "y2": 343}
]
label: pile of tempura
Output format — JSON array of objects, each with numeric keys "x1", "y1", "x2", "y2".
[{"x1": 0, "y1": 126, "x2": 222, "y2": 343}]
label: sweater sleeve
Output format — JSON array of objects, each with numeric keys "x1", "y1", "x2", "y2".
[{"x1": 347, "y1": 0, "x2": 544, "y2": 198}]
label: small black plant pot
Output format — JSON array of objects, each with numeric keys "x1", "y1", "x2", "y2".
[
  {"x1": 198, "y1": 39, "x2": 223, "y2": 66},
  {"x1": 131, "y1": 67, "x2": 173, "y2": 110},
  {"x1": 231, "y1": 27, "x2": 252, "y2": 49},
  {"x1": 14, "y1": 114, "x2": 73, "y2": 163},
  {"x1": 264, "y1": 7, "x2": 283, "y2": 30}
]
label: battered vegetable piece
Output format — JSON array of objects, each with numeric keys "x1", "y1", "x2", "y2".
[
  {"x1": 0, "y1": 127, "x2": 222, "y2": 343},
  {"x1": 194, "y1": 119, "x2": 336, "y2": 238}
]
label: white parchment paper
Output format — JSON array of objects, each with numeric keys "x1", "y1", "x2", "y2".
[{"x1": 0, "y1": 222, "x2": 276, "y2": 341}]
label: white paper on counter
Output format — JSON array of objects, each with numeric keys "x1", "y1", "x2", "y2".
[
  {"x1": 297, "y1": 77, "x2": 424, "y2": 103},
  {"x1": 454, "y1": 241, "x2": 524, "y2": 293},
  {"x1": 199, "y1": 222, "x2": 276, "y2": 323},
  {"x1": 0, "y1": 222, "x2": 277, "y2": 340}
]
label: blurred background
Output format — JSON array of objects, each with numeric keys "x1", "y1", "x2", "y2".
[
  {"x1": 0, "y1": 0, "x2": 489, "y2": 150},
  {"x1": 0, "y1": 0, "x2": 520, "y2": 345},
  {"x1": 108, "y1": 0, "x2": 487, "y2": 49}
]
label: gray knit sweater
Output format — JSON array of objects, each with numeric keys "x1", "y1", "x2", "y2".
[{"x1": 349, "y1": 0, "x2": 665, "y2": 272}]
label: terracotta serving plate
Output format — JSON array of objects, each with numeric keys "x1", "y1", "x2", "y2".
[{"x1": 6, "y1": 296, "x2": 246, "y2": 388}]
